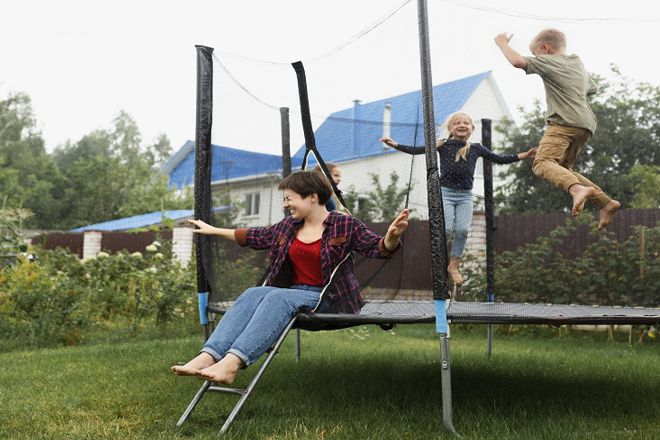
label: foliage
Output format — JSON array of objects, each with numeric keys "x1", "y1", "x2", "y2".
[
  {"x1": 0, "y1": 93, "x2": 63, "y2": 228},
  {"x1": 0, "y1": 205, "x2": 33, "y2": 258},
  {"x1": 0, "y1": 91, "x2": 191, "y2": 229},
  {"x1": 0, "y1": 240, "x2": 197, "y2": 349},
  {"x1": 343, "y1": 171, "x2": 410, "y2": 222},
  {"x1": 495, "y1": 67, "x2": 660, "y2": 214},
  {"x1": 628, "y1": 164, "x2": 660, "y2": 208},
  {"x1": 50, "y1": 111, "x2": 192, "y2": 229},
  {"x1": 460, "y1": 215, "x2": 659, "y2": 307}
]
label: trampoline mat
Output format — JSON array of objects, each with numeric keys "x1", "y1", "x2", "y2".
[{"x1": 295, "y1": 300, "x2": 660, "y2": 326}]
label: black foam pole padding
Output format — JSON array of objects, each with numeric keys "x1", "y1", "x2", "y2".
[
  {"x1": 291, "y1": 61, "x2": 346, "y2": 207},
  {"x1": 281, "y1": 107, "x2": 291, "y2": 178},
  {"x1": 481, "y1": 119, "x2": 495, "y2": 302},
  {"x1": 194, "y1": 45, "x2": 213, "y2": 293},
  {"x1": 417, "y1": 0, "x2": 450, "y2": 300},
  {"x1": 281, "y1": 107, "x2": 292, "y2": 218}
]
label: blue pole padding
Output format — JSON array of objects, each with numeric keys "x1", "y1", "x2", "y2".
[
  {"x1": 435, "y1": 299, "x2": 449, "y2": 334},
  {"x1": 197, "y1": 292, "x2": 209, "y2": 325},
  {"x1": 488, "y1": 291, "x2": 495, "y2": 302}
]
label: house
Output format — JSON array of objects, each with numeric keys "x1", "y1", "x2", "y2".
[{"x1": 162, "y1": 71, "x2": 513, "y2": 227}]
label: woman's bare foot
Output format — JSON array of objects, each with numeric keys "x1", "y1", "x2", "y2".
[
  {"x1": 197, "y1": 353, "x2": 243, "y2": 384},
  {"x1": 598, "y1": 200, "x2": 621, "y2": 230},
  {"x1": 569, "y1": 184, "x2": 596, "y2": 217},
  {"x1": 171, "y1": 352, "x2": 216, "y2": 377}
]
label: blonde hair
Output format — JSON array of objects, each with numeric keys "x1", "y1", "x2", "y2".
[
  {"x1": 436, "y1": 112, "x2": 474, "y2": 162},
  {"x1": 530, "y1": 29, "x2": 566, "y2": 53}
]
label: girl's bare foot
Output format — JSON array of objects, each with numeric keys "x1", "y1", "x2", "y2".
[
  {"x1": 197, "y1": 353, "x2": 243, "y2": 384},
  {"x1": 569, "y1": 184, "x2": 596, "y2": 217},
  {"x1": 171, "y1": 352, "x2": 216, "y2": 377},
  {"x1": 598, "y1": 200, "x2": 621, "y2": 230},
  {"x1": 447, "y1": 257, "x2": 464, "y2": 285}
]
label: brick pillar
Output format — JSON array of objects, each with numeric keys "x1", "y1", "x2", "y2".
[
  {"x1": 173, "y1": 226, "x2": 194, "y2": 266},
  {"x1": 467, "y1": 211, "x2": 487, "y2": 255},
  {"x1": 82, "y1": 231, "x2": 102, "y2": 260}
]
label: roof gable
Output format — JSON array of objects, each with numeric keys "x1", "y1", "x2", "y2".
[
  {"x1": 292, "y1": 71, "x2": 490, "y2": 165},
  {"x1": 167, "y1": 141, "x2": 282, "y2": 189}
]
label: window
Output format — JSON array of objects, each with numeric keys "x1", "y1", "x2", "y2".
[{"x1": 244, "y1": 192, "x2": 260, "y2": 216}]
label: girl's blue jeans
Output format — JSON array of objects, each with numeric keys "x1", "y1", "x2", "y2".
[
  {"x1": 202, "y1": 285, "x2": 322, "y2": 367},
  {"x1": 441, "y1": 187, "x2": 473, "y2": 258}
]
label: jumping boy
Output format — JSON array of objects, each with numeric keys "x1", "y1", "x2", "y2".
[{"x1": 495, "y1": 29, "x2": 620, "y2": 230}]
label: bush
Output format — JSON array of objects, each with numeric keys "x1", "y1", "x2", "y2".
[
  {"x1": 0, "y1": 240, "x2": 198, "y2": 349},
  {"x1": 480, "y1": 216, "x2": 659, "y2": 307}
]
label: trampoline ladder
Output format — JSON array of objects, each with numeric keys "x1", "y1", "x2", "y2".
[{"x1": 176, "y1": 316, "x2": 298, "y2": 434}]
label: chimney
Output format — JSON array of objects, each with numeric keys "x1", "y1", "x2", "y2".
[
  {"x1": 382, "y1": 103, "x2": 392, "y2": 149},
  {"x1": 351, "y1": 99, "x2": 361, "y2": 155}
]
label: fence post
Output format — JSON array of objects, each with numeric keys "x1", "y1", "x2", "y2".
[
  {"x1": 173, "y1": 225, "x2": 194, "y2": 267},
  {"x1": 82, "y1": 231, "x2": 102, "y2": 260}
]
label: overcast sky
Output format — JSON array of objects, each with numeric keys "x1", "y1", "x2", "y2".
[{"x1": 2, "y1": 0, "x2": 658, "y2": 157}]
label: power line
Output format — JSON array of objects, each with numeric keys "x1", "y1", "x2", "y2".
[
  {"x1": 438, "y1": 0, "x2": 658, "y2": 23},
  {"x1": 215, "y1": 52, "x2": 510, "y2": 130},
  {"x1": 214, "y1": 0, "x2": 413, "y2": 66}
]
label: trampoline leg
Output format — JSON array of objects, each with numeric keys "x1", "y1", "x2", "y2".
[
  {"x1": 219, "y1": 317, "x2": 298, "y2": 434},
  {"x1": 486, "y1": 324, "x2": 493, "y2": 357},
  {"x1": 439, "y1": 333, "x2": 460, "y2": 437},
  {"x1": 295, "y1": 328, "x2": 301, "y2": 362}
]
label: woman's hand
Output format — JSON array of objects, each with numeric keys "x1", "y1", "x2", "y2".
[
  {"x1": 518, "y1": 146, "x2": 538, "y2": 160},
  {"x1": 188, "y1": 219, "x2": 217, "y2": 235},
  {"x1": 380, "y1": 136, "x2": 398, "y2": 148},
  {"x1": 384, "y1": 209, "x2": 409, "y2": 251}
]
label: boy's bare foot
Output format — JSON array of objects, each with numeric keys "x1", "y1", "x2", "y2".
[
  {"x1": 597, "y1": 200, "x2": 621, "y2": 230},
  {"x1": 171, "y1": 352, "x2": 216, "y2": 377},
  {"x1": 569, "y1": 185, "x2": 596, "y2": 217},
  {"x1": 197, "y1": 353, "x2": 242, "y2": 384}
]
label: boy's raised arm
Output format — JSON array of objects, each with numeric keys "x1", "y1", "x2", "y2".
[{"x1": 495, "y1": 33, "x2": 527, "y2": 69}]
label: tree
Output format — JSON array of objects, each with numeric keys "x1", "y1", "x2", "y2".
[
  {"x1": 494, "y1": 68, "x2": 660, "y2": 214},
  {"x1": 343, "y1": 171, "x2": 409, "y2": 222},
  {"x1": 628, "y1": 164, "x2": 660, "y2": 208},
  {"x1": 0, "y1": 92, "x2": 63, "y2": 229},
  {"x1": 51, "y1": 111, "x2": 191, "y2": 229}
]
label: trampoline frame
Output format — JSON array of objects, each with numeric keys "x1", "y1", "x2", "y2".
[{"x1": 178, "y1": 6, "x2": 659, "y2": 434}]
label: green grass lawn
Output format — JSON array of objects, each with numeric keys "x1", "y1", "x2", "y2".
[{"x1": 0, "y1": 325, "x2": 658, "y2": 440}]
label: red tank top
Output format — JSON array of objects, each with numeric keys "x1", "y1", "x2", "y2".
[{"x1": 289, "y1": 237, "x2": 323, "y2": 287}]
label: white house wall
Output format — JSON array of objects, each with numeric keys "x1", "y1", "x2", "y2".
[
  {"x1": 212, "y1": 78, "x2": 517, "y2": 228},
  {"x1": 212, "y1": 177, "x2": 283, "y2": 227}
]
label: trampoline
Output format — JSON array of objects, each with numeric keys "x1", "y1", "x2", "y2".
[{"x1": 176, "y1": 4, "x2": 660, "y2": 435}]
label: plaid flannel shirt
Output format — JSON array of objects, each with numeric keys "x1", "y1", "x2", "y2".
[{"x1": 234, "y1": 211, "x2": 399, "y2": 314}]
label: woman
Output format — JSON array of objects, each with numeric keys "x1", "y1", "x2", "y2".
[{"x1": 172, "y1": 170, "x2": 409, "y2": 384}]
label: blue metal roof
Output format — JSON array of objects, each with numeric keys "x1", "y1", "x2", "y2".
[
  {"x1": 70, "y1": 207, "x2": 229, "y2": 232},
  {"x1": 167, "y1": 141, "x2": 282, "y2": 189},
  {"x1": 164, "y1": 71, "x2": 490, "y2": 183},
  {"x1": 292, "y1": 71, "x2": 490, "y2": 166}
]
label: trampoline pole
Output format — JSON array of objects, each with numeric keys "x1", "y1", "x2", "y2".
[
  {"x1": 295, "y1": 329, "x2": 301, "y2": 363},
  {"x1": 482, "y1": 119, "x2": 495, "y2": 357},
  {"x1": 436, "y1": 300, "x2": 459, "y2": 436},
  {"x1": 194, "y1": 44, "x2": 214, "y2": 342},
  {"x1": 439, "y1": 333, "x2": 459, "y2": 436}
]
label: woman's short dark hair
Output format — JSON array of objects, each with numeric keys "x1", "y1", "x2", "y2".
[{"x1": 278, "y1": 170, "x2": 333, "y2": 204}]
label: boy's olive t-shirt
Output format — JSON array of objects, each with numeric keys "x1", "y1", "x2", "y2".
[{"x1": 523, "y1": 54, "x2": 597, "y2": 134}]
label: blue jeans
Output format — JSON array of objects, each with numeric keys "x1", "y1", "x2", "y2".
[
  {"x1": 441, "y1": 187, "x2": 473, "y2": 258},
  {"x1": 202, "y1": 285, "x2": 322, "y2": 367}
]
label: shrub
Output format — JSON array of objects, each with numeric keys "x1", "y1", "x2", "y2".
[{"x1": 477, "y1": 217, "x2": 659, "y2": 307}]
